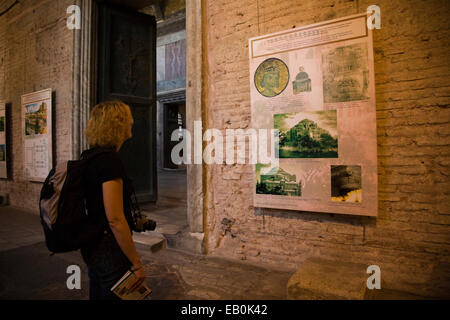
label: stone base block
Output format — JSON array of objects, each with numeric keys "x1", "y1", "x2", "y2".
[
  {"x1": 287, "y1": 258, "x2": 368, "y2": 300},
  {"x1": 166, "y1": 229, "x2": 205, "y2": 254},
  {"x1": 133, "y1": 231, "x2": 167, "y2": 253}
]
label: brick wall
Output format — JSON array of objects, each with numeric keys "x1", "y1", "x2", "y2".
[
  {"x1": 203, "y1": 0, "x2": 450, "y2": 297},
  {"x1": 0, "y1": 0, "x2": 74, "y2": 212}
]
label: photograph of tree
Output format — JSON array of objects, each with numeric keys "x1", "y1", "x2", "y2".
[
  {"x1": 0, "y1": 144, "x2": 5, "y2": 161},
  {"x1": 274, "y1": 110, "x2": 338, "y2": 158},
  {"x1": 331, "y1": 165, "x2": 362, "y2": 203},
  {"x1": 256, "y1": 164, "x2": 302, "y2": 197}
]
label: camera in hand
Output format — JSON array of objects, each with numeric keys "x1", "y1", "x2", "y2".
[{"x1": 133, "y1": 213, "x2": 157, "y2": 232}]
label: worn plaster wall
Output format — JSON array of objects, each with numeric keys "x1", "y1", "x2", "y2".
[
  {"x1": 0, "y1": 0, "x2": 74, "y2": 212},
  {"x1": 203, "y1": 0, "x2": 450, "y2": 297}
]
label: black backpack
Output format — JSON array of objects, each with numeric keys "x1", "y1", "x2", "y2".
[{"x1": 39, "y1": 148, "x2": 114, "y2": 253}]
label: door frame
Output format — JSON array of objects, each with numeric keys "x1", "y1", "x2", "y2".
[
  {"x1": 158, "y1": 89, "x2": 186, "y2": 171},
  {"x1": 72, "y1": 0, "x2": 205, "y2": 253}
]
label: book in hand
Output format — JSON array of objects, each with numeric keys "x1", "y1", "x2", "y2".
[{"x1": 110, "y1": 270, "x2": 152, "y2": 300}]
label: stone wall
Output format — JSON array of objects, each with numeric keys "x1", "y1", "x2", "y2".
[
  {"x1": 0, "y1": 0, "x2": 74, "y2": 212},
  {"x1": 202, "y1": 0, "x2": 450, "y2": 297}
]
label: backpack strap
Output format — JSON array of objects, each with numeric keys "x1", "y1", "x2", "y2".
[
  {"x1": 79, "y1": 147, "x2": 118, "y2": 238},
  {"x1": 80, "y1": 147, "x2": 116, "y2": 162}
]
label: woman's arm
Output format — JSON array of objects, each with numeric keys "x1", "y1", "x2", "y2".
[{"x1": 102, "y1": 178, "x2": 145, "y2": 291}]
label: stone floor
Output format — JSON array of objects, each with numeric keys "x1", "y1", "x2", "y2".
[
  {"x1": 136, "y1": 169, "x2": 191, "y2": 251},
  {"x1": 157, "y1": 169, "x2": 187, "y2": 204},
  {"x1": 140, "y1": 200, "x2": 187, "y2": 238},
  {"x1": 0, "y1": 206, "x2": 292, "y2": 300}
]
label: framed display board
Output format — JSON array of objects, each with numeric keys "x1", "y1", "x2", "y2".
[
  {"x1": 21, "y1": 88, "x2": 52, "y2": 182},
  {"x1": 249, "y1": 13, "x2": 378, "y2": 216},
  {"x1": 0, "y1": 101, "x2": 6, "y2": 179}
]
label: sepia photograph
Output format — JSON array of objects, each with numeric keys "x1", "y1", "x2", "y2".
[
  {"x1": 331, "y1": 165, "x2": 362, "y2": 203},
  {"x1": 322, "y1": 42, "x2": 370, "y2": 103}
]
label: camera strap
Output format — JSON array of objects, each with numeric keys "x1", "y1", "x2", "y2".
[{"x1": 127, "y1": 179, "x2": 143, "y2": 221}]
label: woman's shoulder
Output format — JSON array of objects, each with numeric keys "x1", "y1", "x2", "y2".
[{"x1": 82, "y1": 147, "x2": 119, "y2": 161}]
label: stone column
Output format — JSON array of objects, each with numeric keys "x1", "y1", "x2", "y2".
[
  {"x1": 185, "y1": 0, "x2": 204, "y2": 250},
  {"x1": 72, "y1": 0, "x2": 96, "y2": 159}
]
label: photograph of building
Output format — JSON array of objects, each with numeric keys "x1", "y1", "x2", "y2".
[
  {"x1": 256, "y1": 165, "x2": 302, "y2": 197},
  {"x1": 275, "y1": 111, "x2": 338, "y2": 158},
  {"x1": 0, "y1": 0, "x2": 448, "y2": 306},
  {"x1": 24, "y1": 102, "x2": 47, "y2": 136},
  {"x1": 292, "y1": 67, "x2": 312, "y2": 94},
  {"x1": 322, "y1": 42, "x2": 370, "y2": 103}
]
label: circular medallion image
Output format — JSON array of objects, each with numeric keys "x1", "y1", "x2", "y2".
[{"x1": 254, "y1": 58, "x2": 289, "y2": 98}]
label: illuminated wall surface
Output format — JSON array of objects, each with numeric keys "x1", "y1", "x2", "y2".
[{"x1": 201, "y1": 0, "x2": 449, "y2": 298}]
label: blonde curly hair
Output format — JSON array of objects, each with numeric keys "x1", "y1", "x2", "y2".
[{"x1": 85, "y1": 100, "x2": 133, "y2": 148}]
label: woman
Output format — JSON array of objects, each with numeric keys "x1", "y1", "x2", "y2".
[{"x1": 80, "y1": 100, "x2": 146, "y2": 300}]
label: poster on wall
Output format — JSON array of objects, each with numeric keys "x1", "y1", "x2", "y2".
[
  {"x1": 249, "y1": 13, "x2": 378, "y2": 216},
  {"x1": 21, "y1": 88, "x2": 52, "y2": 182},
  {"x1": 0, "y1": 101, "x2": 7, "y2": 179}
]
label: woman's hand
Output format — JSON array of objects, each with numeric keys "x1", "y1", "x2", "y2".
[{"x1": 128, "y1": 265, "x2": 146, "y2": 293}]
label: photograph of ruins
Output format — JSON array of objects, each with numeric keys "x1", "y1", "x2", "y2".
[
  {"x1": 331, "y1": 165, "x2": 362, "y2": 203},
  {"x1": 322, "y1": 42, "x2": 370, "y2": 103}
]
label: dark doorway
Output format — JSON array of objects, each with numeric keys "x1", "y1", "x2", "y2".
[
  {"x1": 96, "y1": 3, "x2": 157, "y2": 202},
  {"x1": 93, "y1": 1, "x2": 189, "y2": 249},
  {"x1": 163, "y1": 102, "x2": 186, "y2": 169}
]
